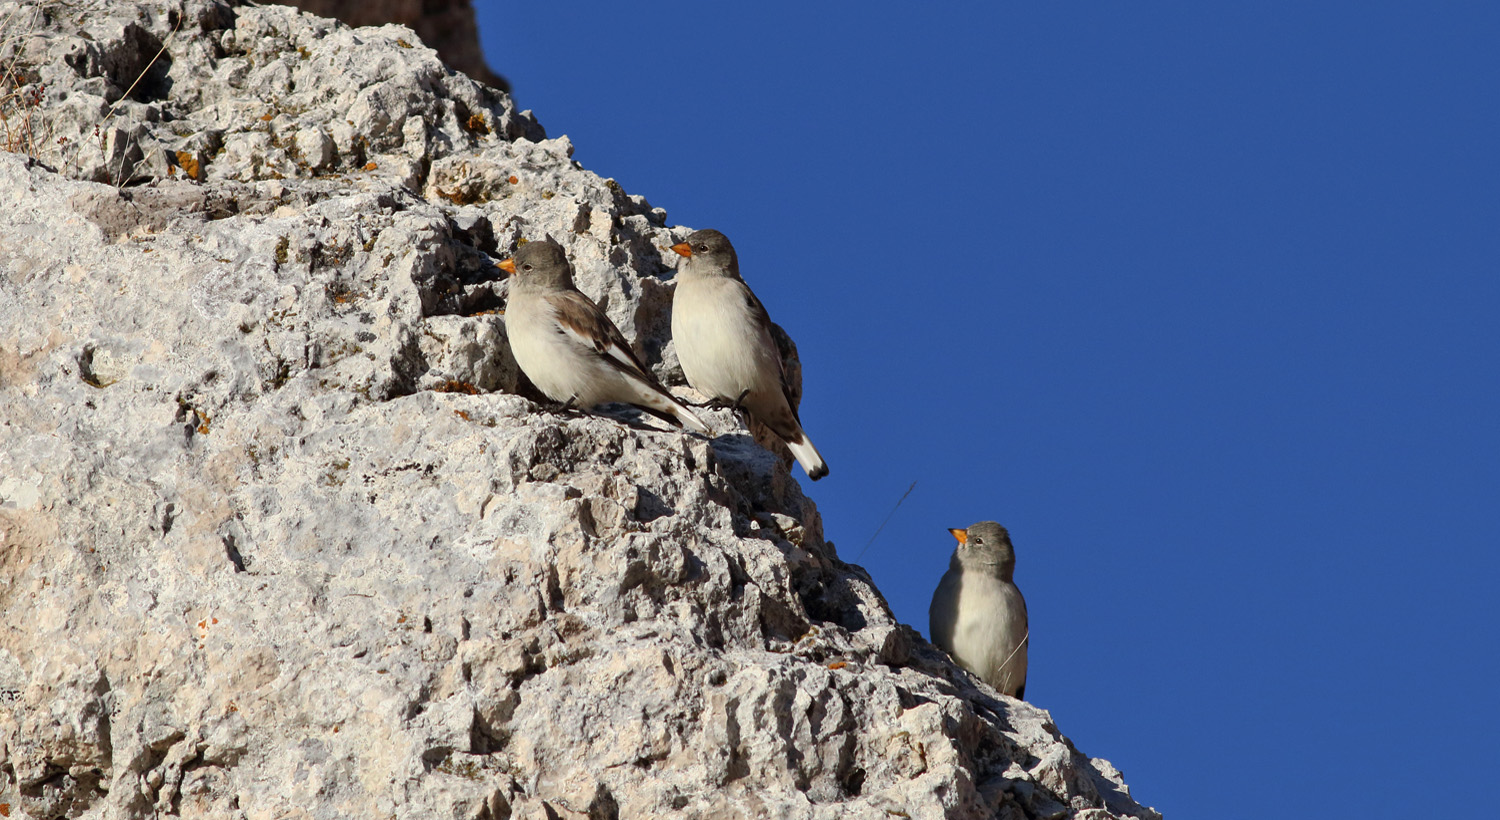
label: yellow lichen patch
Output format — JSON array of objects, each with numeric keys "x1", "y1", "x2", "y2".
[{"x1": 175, "y1": 151, "x2": 201, "y2": 180}]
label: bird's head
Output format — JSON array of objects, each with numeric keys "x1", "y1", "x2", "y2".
[
  {"x1": 499, "y1": 236, "x2": 575, "y2": 289},
  {"x1": 670, "y1": 228, "x2": 739, "y2": 277},
  {"x1": 948, "y1": 521, "x2": 1017, "y2": 577}
]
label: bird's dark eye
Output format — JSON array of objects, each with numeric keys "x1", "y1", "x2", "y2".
[
  {"x1": 697, "y1": 245, "x2": 708, "y2": 253},
  {"x1": 523, "y1": 264, "x2": 533, "y2": 271},
  {"x1": 972, "y1": 537, "x2": 983, "y2": 545}
]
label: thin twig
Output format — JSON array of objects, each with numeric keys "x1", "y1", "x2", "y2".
[
  {"x1": 855, "y1": 480, "x2": 917, "y2": 561},
  {"x1": 100, "y1": 11, "x2": 184, "y2": 186},
  {"x1": 995, "y1": 628, "x2": 1029, "y2": 693},
  {"x1": 100, "y1": 11, "x2": 183, "y2": 125},
  {"x1": 0, "y1": 4, "x2": 43, "y2": 154}
]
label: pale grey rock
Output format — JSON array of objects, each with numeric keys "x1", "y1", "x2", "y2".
[
  {"x1": 0, "y1": 0, "x2": 539, "y2": 186},
  {"x1": 0, "y1": 2, "x2": 1158, "y2": 819},
  {"x1": 279, "y1": 0, "x2": 510, "y2": 92}
]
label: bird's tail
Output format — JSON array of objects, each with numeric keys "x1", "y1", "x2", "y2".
[
  {"x1": 638, "y1": 387, "x2": 709, "y2": 434},
  {"x1": 613, "y1": 368, "x2": 711, "y2": 434},
  {"x1": 751, "y1": 398, "x2": 830, "y2": 481},
  {"x1": 785, "y1": 429, "x2": 829, "y2": 481},
  {"x1": 667, "y1": 396, "x2": 710, "y2": 434}
]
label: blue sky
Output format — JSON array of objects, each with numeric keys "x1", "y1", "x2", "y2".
[{"x1": 479, "y1": 3, "x2": 1500, "y2": 815}]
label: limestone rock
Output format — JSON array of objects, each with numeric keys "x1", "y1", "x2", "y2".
[
  {"x1": 280, "y1": 0, "x2": 509, "y2": 92},
  {"x1": 0, "y1": 2, "x2": 1158, "y2": 818}
]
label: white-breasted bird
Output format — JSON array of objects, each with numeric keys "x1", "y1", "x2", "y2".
[
  {"x1": 500, "y1": 238, "x2": 708, "y2": 433},
  {"x1": 929, "y1": 521, "x2": 1029, "y2": 699},
  {"x1": 669, "y1": 229, "x2": 828, "y2": 480}
]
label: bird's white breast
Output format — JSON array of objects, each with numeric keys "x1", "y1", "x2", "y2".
[
  {"x1": 672, "y1": 276, "x2": 780, "y2": 399},
  {"x1": 507, "y1": 291, "x2": 608, "y2": 405},
  {"x1": 948, "y1": 572, "x2": 1028, "y2": 693}
]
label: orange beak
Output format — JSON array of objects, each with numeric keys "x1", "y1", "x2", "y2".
[
  {"x1": 498, "y1": 258, "x2": 516, "y2": 274},
  {"x1": 670, "y1": 242, "x2": 693, "y2": 258},
  {"x1": 948, "y1": 528, "x2": 968, "y2": 545}
]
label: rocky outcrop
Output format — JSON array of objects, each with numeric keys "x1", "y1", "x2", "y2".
[
  {"x1": 280, "y1": 0, "x2": 509, "y2": 91},
  {"x1": 0, "y1": 2, "x2": 1158, "y2": 818}
]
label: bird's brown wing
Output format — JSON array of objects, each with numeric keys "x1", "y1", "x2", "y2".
[
  {"x1": 741, "y1": 286, "x2": 803, "y2": 421},
  {"x1": 549, "y1": 289, "x2": 661, "y2": 386}
]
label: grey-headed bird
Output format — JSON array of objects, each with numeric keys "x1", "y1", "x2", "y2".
[
  {"x1": 929, "y1": 522, "x2": 1029, "y2": 698},
  {"x1": 500, "y1": 238, "x2": 708, "y2": 433},
  {"x1": 669, "y1": 229, "x2": 828, "y2": 480}
]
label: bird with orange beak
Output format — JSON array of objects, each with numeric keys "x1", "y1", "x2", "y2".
[
  {"x1": 928, "y1": 521, "x2": 1029, "y2": 698},
  {"x1": 498, "y1": 237, "x2": 707, "y2": 433},
  {"x1": 669, "y1": 229, "x2": 828, "y2": 480}
]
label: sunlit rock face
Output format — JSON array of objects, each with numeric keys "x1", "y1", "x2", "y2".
[
  {"x1": 282, "y1": 0, "x2": 509, "y2": 91},
  {"x1": 0, "y1": 2, "x2": 1158, "y2": 818}
]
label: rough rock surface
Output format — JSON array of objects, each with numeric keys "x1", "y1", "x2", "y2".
[
  {"x1": 280, "y1": 0, "x2": 508, "y2": 92},
  {"x1": 0, "y1": 2, "x2": 1159, "y2": 818}
]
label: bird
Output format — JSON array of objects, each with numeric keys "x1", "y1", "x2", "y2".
[
  {"x1": 929, "y1": 521, "x2": 1029, "y2": 699},
  {"x1": 499, "y1": 237, "x2": 709, "y2": 434},
  {"x1": 669, "y1": 229, "x2": 829, "y2": 480}
]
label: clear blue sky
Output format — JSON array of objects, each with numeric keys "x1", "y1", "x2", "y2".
[{"x1": 478, "y1": 4, "x2": 1500, "y2": 815}]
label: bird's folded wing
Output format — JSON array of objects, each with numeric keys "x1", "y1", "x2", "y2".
[
  {"x1": 742, "y1": 285, "x2": 803, "y2": 417},
  {"x1": 550, "y1": 290, "x2": 658, "y2": 383}
]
